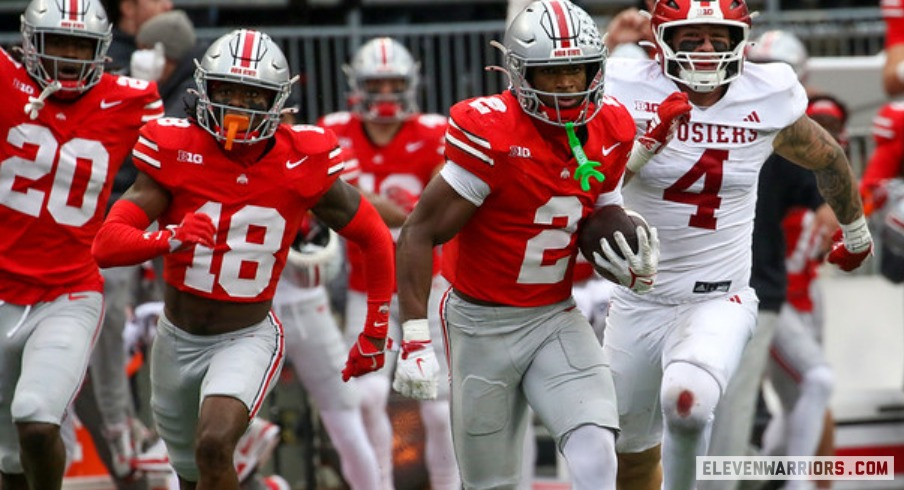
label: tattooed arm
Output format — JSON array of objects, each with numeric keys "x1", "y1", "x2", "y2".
[{"x1": 773, "y1": 114, "x2": 864, "y2": 225}]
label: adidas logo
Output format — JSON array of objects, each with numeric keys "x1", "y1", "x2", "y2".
[{"x1": 743, "y1": 111, "x2": 761, "y2": 123}]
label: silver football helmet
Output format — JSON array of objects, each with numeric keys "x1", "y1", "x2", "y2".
[
  {"x1": 496, "y1": 0, "x2": 606, "y2": 127},
  {"x1": 651, "y1": 0, "x2": 752, "y2": 93},
  {"x1": 344, "y1": 37, "x2": 419, "y2": 122},
  {"x1": 194, "y1": 29, "x2": 297, "y2": 146},
  {"x1": 747, "y1": 30, "x2": 809, "y2": 82},
  {"x1": 20, "y1": 0, "x2": 112, "y2": 96}
]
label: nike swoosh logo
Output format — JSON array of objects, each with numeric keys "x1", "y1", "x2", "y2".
[
  {"x1": 286, "y1": 156, "x2": 309, "y2": 169},
  {"x1": 405, "y1": 141, "x2": 424, "y2": 153},
  {"x1": 416, "y1": 357, "x2": 425, "y2": 375},
  {"x1": 601, "y1": 143, "x2": 621, "y2": 156},
  {"x1": 373, "y1": 321, "x2": 388, "y2": 329},
  {"x1": 100, "y1": 99, "x2": 122, "y2": 110}
]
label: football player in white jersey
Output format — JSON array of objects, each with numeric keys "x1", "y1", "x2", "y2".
[{"x1": 602, "y1": 0, "x2": 872, "y2": 488}]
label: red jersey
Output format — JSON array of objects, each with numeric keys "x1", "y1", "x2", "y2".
[
  {"x1": 0, "y1": 48, "x2": 162, "y2": 304},
  {"x1": 443, "y1": 91, "x2": 635, "y2": 306},
  {"x1": 883, "y1": 0, "x2": 904, "y2": 48},
  {"x1": 782, "y1": 208, "x2": 823, "y2": 312},
  {"x1": 862, "y1": 102, "x2": 904, "y2": 198},
  {"x1": 132, "y1": 119, "x2": 344, "y2": 302},
  {"x1": 318, "y1": 111, "x2": 447, "y2": 292}
]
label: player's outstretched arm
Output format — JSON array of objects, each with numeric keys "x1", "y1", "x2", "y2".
[
  {"x1": 774, "y1": 115, "x2": 873, "y2": 271},
  {"x1": 625, "y1": 91, "x2": 692, "y2": 176},
  {"x1": 314, "y1": 180, "x2": 394, "y2": 381},
  {"x1": 92, "y1": 173, "x2": 215, "y2": 268},
  {"x1": 394, "y1": 175, "x2": 476, "y2": 400}
]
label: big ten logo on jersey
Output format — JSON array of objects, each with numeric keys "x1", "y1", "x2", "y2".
[
  {"x1": 13, "y1": 78, "x2": 35, "y2": 96},
  {"x1": 177, "y1": 150, "x2": 204, "y2": 164},
  {"x1": 509, "y1": 145, "x2": 532, "y2": 158}
]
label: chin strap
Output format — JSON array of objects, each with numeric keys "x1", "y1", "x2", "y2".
[
  {"x1": 24, "y1": 80, "x2": 62, "y2": 120},
  {"x1": 566, "y1": 122, "x2": 605, "y2": 191}
]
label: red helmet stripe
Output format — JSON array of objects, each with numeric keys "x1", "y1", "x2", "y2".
[
  {"x1": 378, "y1": 38, "x2": 390, "y2": 68},
  {"x1": 67, "y1": 0, "x2": 82, "y2": 21},
  {"x1": 548, "y1": 0, "x2": 573, "y2": 48},
  {"x1": 238, "y1": 30, "x2": 259, "y2": 69}
]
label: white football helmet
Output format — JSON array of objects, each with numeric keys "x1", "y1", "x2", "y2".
[
  {"x1": 651, "y1": 0, "x2": 752, "y2": 93},
  {"x1": 20, "y1": 0, "x2": 112, "y2": 96},
  {"x1": 747, "y1": 30, "x2": 809, "y2": 82},
  {"x1": 194, "y1": 29, "x2": 296, "y2": 145},
  {"x1": 344, "y1": 37, "x2": 419, "y2": 122},
  {"x1": 497, "y1": 0, "x2": 606, "y2": 126}
]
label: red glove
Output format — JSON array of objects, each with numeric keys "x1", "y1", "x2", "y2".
[
  {"x1": 342, "y1": 300, "x2": 390, "y2": 381},
  {"x1": 165, "y1": 213, "x2": 216, "y2": 252},
  {"x1": 627, "y1": 92, "x2": 692, "y2": 172},
  {"x1": 638, "y1": 91, "x2": 692, "y2": 154},
  {"x1": 826, "y1": 218, "x2": 873, "y2": 272},
  {"x1": 385, "y1": 186, "x2": 419, "y2": 214},
  {"x1": 342, "y1": 333, "x2": 387, "y2": 381}
]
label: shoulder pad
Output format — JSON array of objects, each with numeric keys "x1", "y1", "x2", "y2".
[
  {"x1": 284, "y1": 124, "x2": 341, "y2": 157},
  {"x1": 318, "y1": 111, "x2": 353, "y2": 128},
  {"x1": 596, "y1": 95, "x2": 637, "y2": 144},
  {"x1": 415, "y1": 113, "x2": 448, "y2": 129}
]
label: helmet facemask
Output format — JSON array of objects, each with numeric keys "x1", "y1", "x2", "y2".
[
  {"x1": 345, "y1": 37, "x2": 419, "y2": 123},
  {"x1": 193, "y1": 29, "x2": 296, "y2": 149},
  {"x1": 20, "y1": 0, "x2": 111, "y2": 98},
  {"x1": 657, "y1": 22, "x2": 748, "y2": 93},
  {"x1": 505, "y1": 51, "x2": 604, "y2": 127}
]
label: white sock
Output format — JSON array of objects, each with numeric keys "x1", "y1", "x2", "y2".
[
  {"x1": 786, "y1": 366, "x2": 833, "y2": 456},
  {"x1": 320, "y1": 409, "x2": 382, "y2": 490},
  {"x1": 355, "y1": 373, "x2": 394, "y2": 490},
  {"x1": 419, "y1": 399, "x2": 460, "y2": 490}
]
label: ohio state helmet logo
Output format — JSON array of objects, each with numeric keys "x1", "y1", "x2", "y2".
[
  {"x1": 539, "y1": 0, "x2": 600, "y2": 59},
  {"x1": 229, "y1": 29, "x2": 268, "y2": 77},
  {"x1": 57, "y1": 0, "x2": 88, "y2": 28}
]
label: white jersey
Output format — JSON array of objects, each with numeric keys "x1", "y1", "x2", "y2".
[{"x1": 605, "y1": 58, "x2": 807, "y2": 303}]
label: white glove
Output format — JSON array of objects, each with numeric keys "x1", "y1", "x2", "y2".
[
  {"x1": 130, "y1": 42, "x2": 165, "y2": 81},
  {"x1": 392, "y1": 319, "x2": 440, "y2": 400},
  {"x1": 593, "y1": 225, "x2": 659, "y2": 294}
]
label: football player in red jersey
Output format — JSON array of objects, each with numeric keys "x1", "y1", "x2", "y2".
[
  {"x1": 92, "y1": 29, "x2": 395, "y2": 489},
  {"x1": 394, "y1": 1, "x2": 685, "y2": 488},
  {"x1": 0, "y1": 0, "x2": 163, "y2": 488},
  {"x1": 319, "y1": 37, "x2": 458, "y2": 490},
  {"x1": 881, "y1": 0, "x2": 904, "y2": 96},
  {"x1": 603, "y1": 0, "x2": 871, "y2": 488}
]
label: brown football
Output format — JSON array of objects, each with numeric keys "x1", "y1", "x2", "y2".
[{"x1": 578, "y1": 205, "x2": 648, "y2": 283}]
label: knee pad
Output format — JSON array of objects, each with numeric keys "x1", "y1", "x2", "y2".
[
  {"x1": 11, "y1": 392, "x2": 54, "y2": 424},
  {"x1": 661, "y1": 362, "x2": 720, "y2": 434}
]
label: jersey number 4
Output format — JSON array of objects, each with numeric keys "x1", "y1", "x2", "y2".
[{"x1": 662, "y1": 148, "x2": 727, "y2": 230}]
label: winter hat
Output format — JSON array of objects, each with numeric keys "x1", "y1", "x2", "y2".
[{"x1": 136, "y1": 10, "x2": 196, "y2": 61}]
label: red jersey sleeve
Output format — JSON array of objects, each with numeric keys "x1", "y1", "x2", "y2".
[{"x1": 862, "y1": 102, "x2": 904, "y2": 194}]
